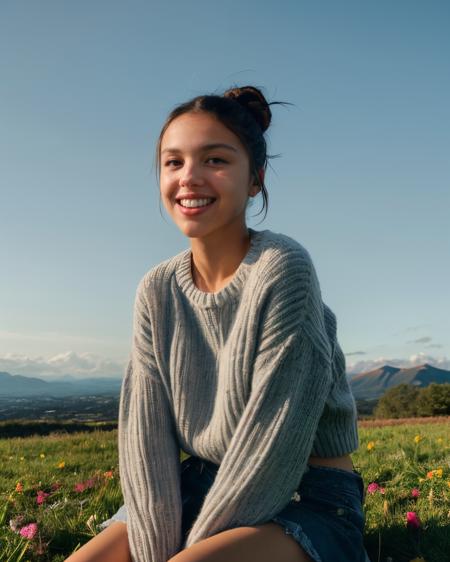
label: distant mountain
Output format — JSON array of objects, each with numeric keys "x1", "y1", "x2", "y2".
[
  {"x1": 350, "y1": 363, "x2": 450, "y2": 399},
  {"x1": 0, "y1": 371, "x2": 122, "y2": 397}
]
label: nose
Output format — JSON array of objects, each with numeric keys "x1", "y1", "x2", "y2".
[{"x1": 179, "y1": 160, "x2": 204, "y2": 188}]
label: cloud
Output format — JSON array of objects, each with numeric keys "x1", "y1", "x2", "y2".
[
  {"x1": 425, "y1": 343, "x2": 444, "y2": 349},
  {"x1": 345, "y1": 351, "x2": 366, "y2": 356},
  {"x1": 346, "y1": 352, "x2": 450, "y2": 376},
  {"x1": 0, "y1": 351, "x2": 127, "y2": 379},
  {"x1": 407, "y1": 336, "x2": 432, "y2": 344}
]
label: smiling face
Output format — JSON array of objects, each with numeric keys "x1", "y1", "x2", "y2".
[{"x1": 159, "y1": 111, "x2": 260, "y2": 240}]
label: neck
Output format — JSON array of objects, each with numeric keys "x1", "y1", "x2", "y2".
[{"x1": 190, "y1": 226, "x2": 251, "y2": 293}]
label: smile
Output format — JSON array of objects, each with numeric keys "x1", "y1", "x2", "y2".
[{"x1": 176, "y1": 198, "x2": 216, "y2": 216}]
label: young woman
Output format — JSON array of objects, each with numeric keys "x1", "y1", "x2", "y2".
[{"x1": 66, "y1": 86, "x2": 369, "y2": 562}]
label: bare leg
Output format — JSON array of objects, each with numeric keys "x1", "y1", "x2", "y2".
[
  {"x1": 169, "y1": 522, "x2": 312, "y2": 562},
  {"x1": 64, "y1": 521, "x2": 131, "y2": 562}
]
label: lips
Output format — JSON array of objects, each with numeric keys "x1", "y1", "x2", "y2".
[
  {"x1": 175, "y1": 195, "x2": 217, "y2": 202},
  {"x1": 176, "y1": 198, "x2": 216, "y2": 215}
]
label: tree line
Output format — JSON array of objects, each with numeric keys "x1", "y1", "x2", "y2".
[{"x1": 373, "y1": 383, "x2": 450, "y2": 419}]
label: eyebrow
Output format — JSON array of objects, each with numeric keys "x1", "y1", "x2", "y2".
[{"x1": 161, "y1": 143, "x2": 238, "y2": 155}]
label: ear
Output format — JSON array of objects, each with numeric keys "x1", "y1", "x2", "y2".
[{"x1": 249, "y1": 168, "x2": 264, "y2": 196}]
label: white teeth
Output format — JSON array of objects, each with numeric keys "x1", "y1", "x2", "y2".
[{"x1": 179, "y1": 198, "x2": 214, "y2": 208}]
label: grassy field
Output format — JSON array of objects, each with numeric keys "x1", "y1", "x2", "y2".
[{"x1": 1, "y1": 420, "x2": 449, "y2": 562}]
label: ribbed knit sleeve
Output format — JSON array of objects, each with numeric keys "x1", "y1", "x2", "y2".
[
  {"x1": 118, "y1": 277, "x2": 182, "y2": 562},
  {"x1": 183, "y1": 248, "x2": 334, "y2": 548}
]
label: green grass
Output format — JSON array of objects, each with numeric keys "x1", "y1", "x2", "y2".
[{"x1": 1, "y1": 421, "x2": 449, "y2": 561}]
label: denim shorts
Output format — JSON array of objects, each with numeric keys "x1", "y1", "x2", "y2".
[
  {"x1": 181, "y1": 455, "x2": 370, "y2": 562},
  {"x1": 100, "y1": 455, "x2": 369, "y2": 561}
]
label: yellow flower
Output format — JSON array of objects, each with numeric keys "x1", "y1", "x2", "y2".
[
  {"x1": 20, "y1": 456, "x2": 24, "y2": 461},
  {"x1": 435, "y1": 468, "x2": 443, "y2": 478},
  {"x1": 57, "y1": 461, "x2": 65, "y2": 469},
  {"x1": 40, "y1": 453, "x2": 45, "y2": 458},
  {"x1": 436, "y1": 437, "x2": 443, "y2": 445},
  {"x1": 414, "y1": 435, "x2": 422, "y2": 444},
  {"x1": 367, "y1": 441, "x2": 375, "y2": 451},
  {"x1": 418, "y1": 477, "x2": 425, "y2": 483}
]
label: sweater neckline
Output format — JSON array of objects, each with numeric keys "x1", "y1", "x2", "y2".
[{"x1": 175, "y1": 227, "x2": 266, "y2": 308}]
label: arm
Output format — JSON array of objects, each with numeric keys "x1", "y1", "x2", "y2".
[
  {"x1": 118, "y1": 276, "x2": 182, "y2": 562},
  {"x1": 183, "y1": 249, "x2": 334, "y2": 548}
]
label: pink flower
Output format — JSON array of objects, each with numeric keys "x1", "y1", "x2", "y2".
[
  {"x1": 19, "y1": 522, "x2": 38, "y2": 539},
  {"x1": 74, "y1": 482, "x2": 86, "y2": 493},
  {"x1": 411, "y1": 488, "x2": 420, "y2": 498},
  {"x1": 36, "y1": 490, "x2": 50, "y2": 505},
  {"x1": 406, "y1": 511, "x2": 421, "y2": 529},
  {"x1": 379, "y1": 487, "x2": 386, "y2": 494},
  {"x1": 367, "y1": 482, "x2": 380, "y2": 494},
  {"x1": 85, "y1": 478, "x2": 96, "y2": 489}
]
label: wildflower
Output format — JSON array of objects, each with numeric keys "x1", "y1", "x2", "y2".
[
  {"x1": 19, "y1": 522, "x2": 38, "y2": 539},
  {"x1": 367, "y1": 441, "x2": 375, "y2": 451},
  {"x1": 418, "y1": 477, "x2": 425, "y2": 483},
  {"x1": 411, "y1": 488, "x2": 420, "y2": 498},
  {"x1": 379, "y1": 487, "x2": 386, "y2": 494},
  {"x1": 447, "y1": 481, "x2": 450, "y2": 489},
  {"x1": 36, "y1": 490, "x2": 50, "y2": 505},
  {"x1": 426, "y1": 468, "x2": 443, "y2": 479},
  {"x1": 85, "y1": 478, "x2": 97, "y2": 489},
  {"x1": 414, "y1": 435, "x2": 422, "y2": 444},
  {"x1": 74, "y1": 482, "x2": 86, "y2": 493},
  {"x1": 367, "y1": 482, "x2": 380, "y2": 494},
  {"x1": 20, "y1": 456, "x2": 25, "y2": 461},
  {"x1": 15, "y1": 482, "x2": 23, "y2": 493},
  {"x1": 104, "y1": 470, "x2": 114, "y2": 479},
  {"x1": 406, "y1": 511, "x2": 421, "y2": 529},
  {"x1": 39, "y1": 453, "x2": 45, "y2": 458},
  {"x1": 9, "y1": 515, "x2": 25, "y2": 532},
  {"x1": 436, "y1": 437, "x2": 443, "y2": 445},
  {"x1": 57, "y1": 461, "x2": 65, "y2": 469}
]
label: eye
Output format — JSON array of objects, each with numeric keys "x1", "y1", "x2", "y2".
[
  {"x1": 206, "y1": 157, "x2": 227, "y2": 165},
  {"x1": 165, "y1": 159, "x2": 182, "y2": 167}
]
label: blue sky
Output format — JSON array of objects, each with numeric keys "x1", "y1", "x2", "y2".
[{"x1": 1, "y1": 0, "x2": 449, "y2": 379}]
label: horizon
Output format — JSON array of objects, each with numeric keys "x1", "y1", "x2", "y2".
[
  {"x1": 1, "y1": 1, "x2": 449, "y2": 379},
  {"x1": 1, "y1": 360, "x2": 447, "y2": 382}
]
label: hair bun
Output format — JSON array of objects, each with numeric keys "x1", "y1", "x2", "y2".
[{"x1": 223, "y1": 85, "x2": 272, "y2": 132}]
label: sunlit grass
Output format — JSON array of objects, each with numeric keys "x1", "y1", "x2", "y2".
[{"x1": 1, "y1": 422, "x2": 449, "y2": 561}]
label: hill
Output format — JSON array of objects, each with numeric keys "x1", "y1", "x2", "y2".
[
  {"x1": 350, "y1": 363, "x2": 450, "y2": 399},
  {"x1": 0, "y1": 371, "x2": 122, "y2": 397}
]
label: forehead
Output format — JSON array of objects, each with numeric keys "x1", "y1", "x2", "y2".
[{"x1": 161, "y1": 112, "x2": 244, "y2": 152}]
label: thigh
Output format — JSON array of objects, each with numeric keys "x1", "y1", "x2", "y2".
[
  {"x1": 169, "y1": 522, "x2": 313, "y2": 562},
  {"x1": 64, "y1": 521, "x2": 131, "y2": 562}
]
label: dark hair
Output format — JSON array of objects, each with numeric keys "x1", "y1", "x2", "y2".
[{"x1": 156, "y1": 85, "x2": 288, "y2": 222}]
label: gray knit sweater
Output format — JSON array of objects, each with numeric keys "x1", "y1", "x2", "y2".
[{"x1": 118, "y1": 227, "x2": 359, "y2": 562}]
